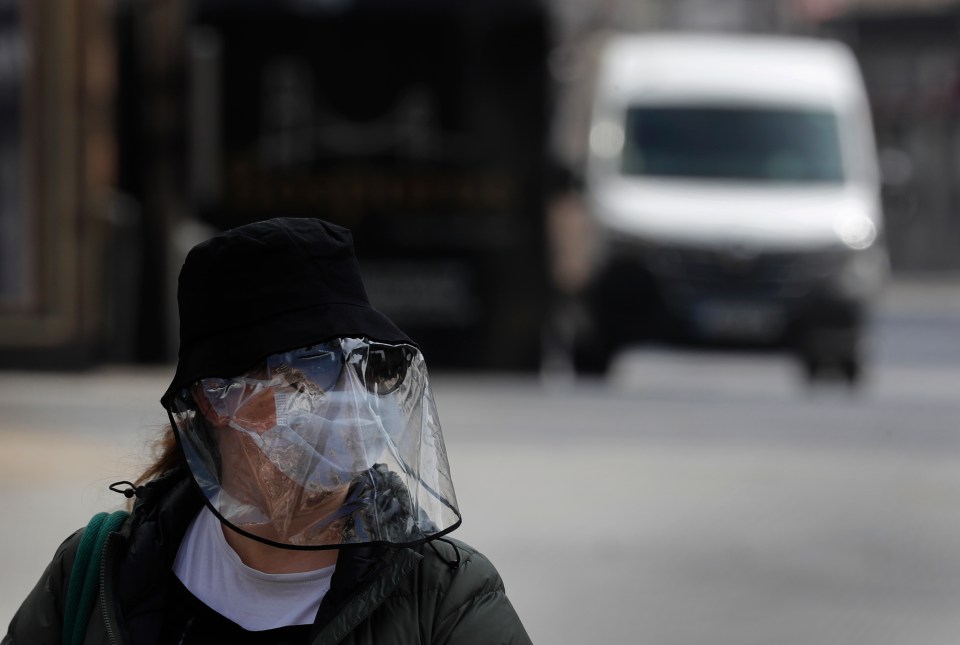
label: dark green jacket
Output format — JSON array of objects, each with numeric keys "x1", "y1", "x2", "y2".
[{"x1": 3, "y1": 470, "x2": 531, "y2": 644}]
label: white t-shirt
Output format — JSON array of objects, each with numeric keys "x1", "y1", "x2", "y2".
[{"x1": 173, "y1": 507, "x2": 335, "y2": 632}]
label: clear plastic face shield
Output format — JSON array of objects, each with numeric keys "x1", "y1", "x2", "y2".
[{"x1": 165, "y1": 337, "x2": 461, "y2": 550}]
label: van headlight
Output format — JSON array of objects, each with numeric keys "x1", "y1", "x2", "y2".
[
  {"x1": 836, "y1": 214, "x2": 878, "y2": 250},
  {"x1": 589, "y1": 121, "x2": 625, "y2": 159}
]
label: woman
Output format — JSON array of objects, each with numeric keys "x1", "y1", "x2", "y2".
[{"x1": 3, "y1": 217, "x2": 531, "y2": 644}]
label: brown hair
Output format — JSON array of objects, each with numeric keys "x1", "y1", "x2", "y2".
[{"x1": 135, "y1": 425, "x2": 186, "y2": 486}]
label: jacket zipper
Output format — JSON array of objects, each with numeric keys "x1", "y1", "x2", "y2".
[{"x1": 99, "y1": 533, "x2": 124, "y2": 645}]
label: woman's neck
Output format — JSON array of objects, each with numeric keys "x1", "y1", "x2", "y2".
[{"x1": 221, "y1": 526, "x2": 339, "y2": 573}]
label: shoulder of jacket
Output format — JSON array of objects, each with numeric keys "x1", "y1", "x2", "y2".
[
  {"x1": 2, "y1": 527, "x2": 86, "y2": 643},
  {"x1": 415, "y1": 537, "x2": 505, "y2": 597},
  {"x1": 412, "y1": 539, "x2": 531, "y2": 643},
  {"x1": 53, "y1": 514, "x2": 128, "y2": 590},
  {"x1": 56, "y1": 526, "x2": 86, "y2": 572}
]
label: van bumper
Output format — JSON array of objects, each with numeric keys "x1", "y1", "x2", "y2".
[{"x1": 582, "y1": 239, "x2": 884, "y2": 351}]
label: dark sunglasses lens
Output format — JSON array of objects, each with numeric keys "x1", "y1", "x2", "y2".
[
  {"x1": 362, "y1": 345, "x2": 413, "y2": 395},
  {"x1": 273, "y1": 345, "x2": 343, "y2": 391}
]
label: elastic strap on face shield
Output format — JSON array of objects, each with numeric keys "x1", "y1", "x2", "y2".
[
  {"x1": 109, "y1": 481, "x2": 143, "y2": 499},
  {"x1": 428, "y1": 537, "x2": 462, "y2": 570},
  {"x1": 171, "y1": 465, "x2": 464, "y2": 553}
]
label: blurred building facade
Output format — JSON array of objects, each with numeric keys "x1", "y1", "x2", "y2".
[
  {"x1": 0, "y1": 0, "x2": 122, "y2": 369},
  {"x1": 0, "y1": 0, "x2": 957, "y2": 369},
  {"x1": 0, "y1": 0, "x2": 552, "y2": 369}
]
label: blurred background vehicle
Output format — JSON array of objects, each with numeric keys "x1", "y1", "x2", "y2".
[{"x1": 559, "y1": 33, "x2": 889, "y2": 384}]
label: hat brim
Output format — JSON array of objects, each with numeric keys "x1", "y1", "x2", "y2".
[{"x1": 161, "y1": 302, "x2": 413, "y2": 407}]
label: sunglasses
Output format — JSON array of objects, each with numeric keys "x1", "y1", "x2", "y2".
[
  {"x1": 198, "y1": 339, "x2": 416, "y2": 410},
  {"x1": 271, "y1": 339, "x2": 415, "y2": 396}
]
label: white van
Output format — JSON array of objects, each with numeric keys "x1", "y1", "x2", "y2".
[{"x1": 574, "y1": 32, "x2": 889, "y2": 383}]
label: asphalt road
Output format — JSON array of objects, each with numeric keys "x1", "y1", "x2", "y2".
[{"x1": 1, "y1": 278, "x2": 959, "y2": 644}]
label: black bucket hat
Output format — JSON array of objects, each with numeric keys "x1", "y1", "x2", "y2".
[{"x1": 161, "y1": 217, "x2": 412, "y2": 407}]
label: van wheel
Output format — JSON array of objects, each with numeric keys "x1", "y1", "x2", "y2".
[
  {"x1": 572, "y1": 338, "x2": 613, "y2": 376},
  {"x1": 797, "y1": 321, "x2": 864, "y2": 388},
  {"x1": 801, "y1": 354, "x2": 862, "y2": 388},
  {"x1": 839, "y1": 358, "x2": 862, "y2": 387}
]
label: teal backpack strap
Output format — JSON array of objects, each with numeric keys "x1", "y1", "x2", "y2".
[{"x1": 63, "y1": 510, "x2": 129, "y2": 645}]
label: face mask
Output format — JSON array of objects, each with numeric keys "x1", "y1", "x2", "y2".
[{"x1": 226, "y1": 383, "x2": 391, "y2": 491}]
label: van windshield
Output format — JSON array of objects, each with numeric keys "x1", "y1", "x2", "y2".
[{"x1": 622, "y1": 106, "x2": 844, "y2": 183}]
